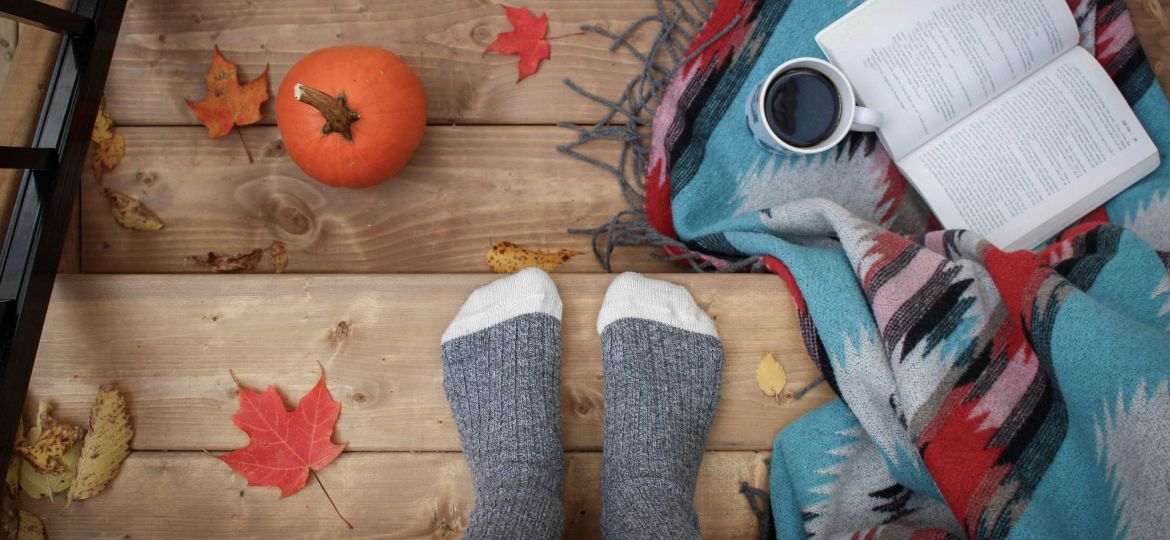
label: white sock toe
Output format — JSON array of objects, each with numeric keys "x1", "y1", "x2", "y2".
[
  {"x1": 596, "y1": 272, "x2": 718, "y2": 338},
  {"x1": 442, "y1": 268, "x2": 562, "y2": 343}
]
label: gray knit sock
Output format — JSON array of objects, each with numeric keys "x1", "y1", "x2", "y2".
[
  {"x1": 440, "y1": 268, "x2": 565, "y2": 539},
  {"x1": 596, "y1": 273, "x2": 724, "y2": 539}
]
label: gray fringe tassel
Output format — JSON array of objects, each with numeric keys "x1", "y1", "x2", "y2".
[{"x1": 558, "y1": 0, "x2": 753, "y2": 273}]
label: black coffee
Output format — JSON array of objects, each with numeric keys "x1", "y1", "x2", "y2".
[{"x1": 764, "y1": 68, "x2": 841, "y2": 148}]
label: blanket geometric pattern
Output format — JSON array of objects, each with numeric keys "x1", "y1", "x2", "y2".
[{"x1": 638, "y1": 0, "x2": 1170, "y2": 537}]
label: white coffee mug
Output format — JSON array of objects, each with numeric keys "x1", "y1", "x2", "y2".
[{"x1": 745, "y1": 57, "x2": 883, "y2": 155}]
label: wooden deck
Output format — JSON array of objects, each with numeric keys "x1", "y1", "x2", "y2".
[{"x1": 3, "y1": 0, "x2": 1169, "y2": 537}]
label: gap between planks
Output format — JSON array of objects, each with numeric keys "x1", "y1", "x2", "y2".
[{"x1": 27, "y1": 273, "x2": 834, "y2": 452}]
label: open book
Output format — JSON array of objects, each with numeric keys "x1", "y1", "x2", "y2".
[{"x1": 816, "y1": 0, "x2": 1159, "y2": 250}]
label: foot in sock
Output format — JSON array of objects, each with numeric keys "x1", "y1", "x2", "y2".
[
  {"x1": 597, "y1": 272, "x2": 724, "y2": 539},
  {"x1": 440, "y1": 268, "x2": 565, "y2": 539}
]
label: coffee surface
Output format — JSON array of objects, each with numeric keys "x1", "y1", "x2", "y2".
[{"x1": 765, "y1": 68, "x2": 842, "y2": 148}]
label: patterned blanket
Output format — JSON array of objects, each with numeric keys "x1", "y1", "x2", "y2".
[{"x1": 561, "y1": 0, "x2": 1170, "y2": 537}]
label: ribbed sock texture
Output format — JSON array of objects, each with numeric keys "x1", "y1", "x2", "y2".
[
  {"x1": 440, "y1": 269, "x2": 565, "y2": 539},
  {"x1": 598, "y1": 273, "x2": 724, "y2": 539}
]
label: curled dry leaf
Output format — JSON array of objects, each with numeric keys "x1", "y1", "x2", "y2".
[
  {"x1": 69, "y1": 386, "x2": 134, "y2": 503},
  {"x1": 187, "y1": 248, "x2": 264, "y2": 273},
  {"x1": 755, "y1": 352, "x2": 788, "y2": 402},
  {"x1": 104, "y1": 189, "x2": 164, "y2": 231},
  {"x1": 270, "y1": 241, "x2": 288, "y2": 273},
  {"x1": 92, "y1": 103, "x2": 125, "y2": 181},
  {"x1": 486, "y1": 241, "x2": 580, "y2": 274},
  {"x1": 15, "y1": 402, "x2": 82, "y2": 475},
  {"x1": 16, "y1": 511, "x2": 43, "y2": 540}
]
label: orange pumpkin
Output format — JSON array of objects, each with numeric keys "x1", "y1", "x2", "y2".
[{"x1": 276, "y1": 46, "x2": 427, "y2": 189}]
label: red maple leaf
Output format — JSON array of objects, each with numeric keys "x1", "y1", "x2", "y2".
[
  {"x1": 218, "y1": 371, "x2": 351, "y2": 527},
  {"x1": 485, "y1": 6, "x2": 583, "y2": 82}
]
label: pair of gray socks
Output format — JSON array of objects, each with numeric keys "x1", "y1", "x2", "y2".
[{"x1": 439, "y1": 269, "x2": 724, "y2": 539}]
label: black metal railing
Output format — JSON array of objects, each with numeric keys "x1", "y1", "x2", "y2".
[{"x1": 0, "y1": 0, "x2": 126, "y2": 466}]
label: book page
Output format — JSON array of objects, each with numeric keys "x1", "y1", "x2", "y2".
[
  {"x1": 817, "y1": 0, "x2": 1079, "y2": 159},
  {"x1": 899, "y1": 48, "x2": 1159, "y2": 250}
]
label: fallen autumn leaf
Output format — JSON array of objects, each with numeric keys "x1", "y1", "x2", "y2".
[
  {"x1": 486, "y1": 241, "x2": 580, "y2": 273},
  {"x1": 188, "y1": 248, "x2": 265, "y2": 273},
  {"x1": 104, "y1": 188, "x2": 164, "y2": 231},
  {"x1": 69, "y1": 386, "x2": 133, "y2": 503},
  {"x1": 217, "y1": 370, "x2": 351, "y2": 528}
]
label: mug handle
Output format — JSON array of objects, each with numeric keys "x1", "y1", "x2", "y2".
[{"x1": 851, "y1": 106, "x2": 883, "y2": 132}]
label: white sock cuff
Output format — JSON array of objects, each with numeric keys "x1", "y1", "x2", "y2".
[
  {"x1": 596, "y1": 273, "x2": 718, "y2": 338},
  {"x1": 442, "y1": 268, "x2": 563, "y2": 343}
]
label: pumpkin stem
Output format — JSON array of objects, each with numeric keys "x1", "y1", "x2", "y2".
[{"x1": 294, "y1": 83, "x2": 360, "y2": 142}]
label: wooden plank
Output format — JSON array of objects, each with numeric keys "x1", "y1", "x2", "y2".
[
  {"x1": 1129, "y1": 0, "x2": 1170, "y2": 97},
  {"x1": 81, "y1": 126, "x2": 676, "y2": 274},
  {"x1": 103, "y1": 0, "x2": 666, "y2": 126},
  {"x1": 27, "y1": 274, "x2": 833, "y2": 452},
  {"x1": 24, "y1": 450, "x2": 769, "y2": 538}
]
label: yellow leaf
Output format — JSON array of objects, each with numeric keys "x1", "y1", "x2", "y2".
[
  {"x1": 270, "y1": 240, "x2": 288, "y2": 273},
  {"x1": 94, "y1": 133, "x2": 125, "y2": 181},
  {"x1": 755, "y1": 352, "x2": 788, "y2": 400},
  {"x1": 92, "y1": 103, "x2": 125, "y2": 181},
  {"x1": 17, "y1": 511, "x2": 44, "y2": 540},
  {"x1": 91, "y1": 103, "x2": 114, "y2": 144},
  {"x1": 68, "y1": 387, "x2": 133, "y2": 503},
  {"x1": 19, "y1": 428, "x2": 80, "y2": 499},
  {"x1": 104, "y1": 188, "x2": 164, "y2": 231},
  {"x1": 485, "y1": 241, "x2": 580, "y2": 274},
  {"x1": 15, "y1": 402, "x2": 82, "y2": 474}
]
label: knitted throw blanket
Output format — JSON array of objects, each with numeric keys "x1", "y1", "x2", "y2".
[{"x1": 560, "y1": 0, "x2": 1170, "y2": 537}]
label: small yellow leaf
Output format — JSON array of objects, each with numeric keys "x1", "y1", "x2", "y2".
[
  {"x1": 19, "y1": 429, "x2": 80, "y2": 499},
  {"x1": 755, "y1": 352, "x2": 787, "y2": 400},
  {"x1": 17, "y1": 511, "x2": 44, "y2": 540},
  {"x1": 15, "y1": 402, "x2": 82, "y2": 475},
  {"x1": 69, "y1": 386, "x2": 133, "y2": 503},
  {"x1": 270, "y1": 240, "x2": 288, "y2": 273},
  {"x1": 91, "y1": 103, "x2": 114, "y2": 144},
  {"x1": 486, "y1": 241, "x2": 580, "y2": 274},
  {"x1": 92, "y1": 103, "x2": 125, "y2": 181},
  {"x1": 104, "y1": 188, "x2": 164, "y2": 231},
  {"x1": 94, "y1": 133, "x2": 126, "y2": 181}
]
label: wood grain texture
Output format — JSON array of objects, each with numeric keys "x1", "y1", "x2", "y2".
[
  {"x1": 104, "y1": 0, "x2": 665, "y2": 126},
  {"x1": 1128, "y1": 0, "x2": 1170, "y2": 97},
  {"x1": 81, "y1": 126, "x2": 675, "y2": 274},
  {"x1": 27, "y1": 274, "x2": 832, "y2": 452},
  {"x1": 24, "y1": 451, "x2": 768, "y2": 538}
]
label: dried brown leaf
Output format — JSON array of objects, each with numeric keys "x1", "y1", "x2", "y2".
[
  {"x1": 104, "y1": 189, "x2": 164, "y2": 231},
  {"x1": 188, "y1": 248, "x2": 264, "y2": 273},
  {"x1": 270, "y1": 241, "x2": 288, "y2": 273}
]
